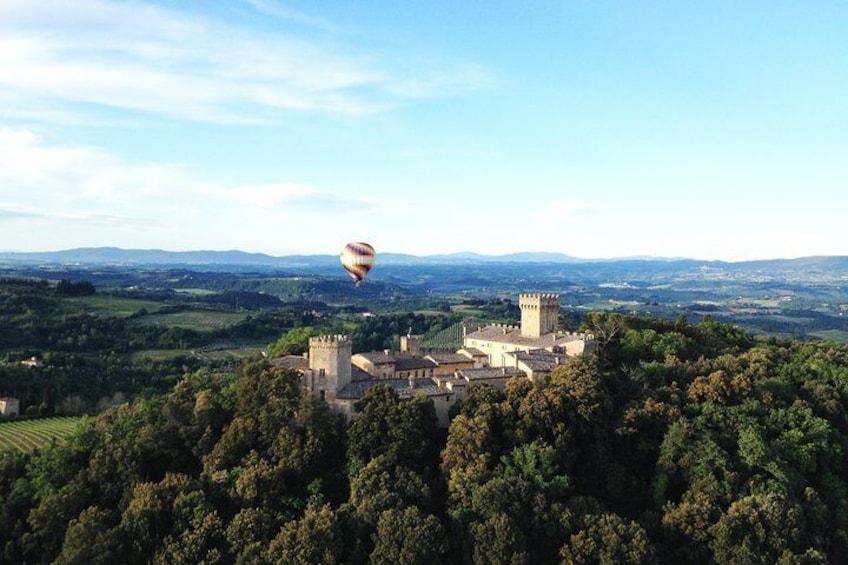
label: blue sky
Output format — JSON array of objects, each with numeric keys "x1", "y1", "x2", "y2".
[{"x1": 1, "y1": 0, "x2": 846, "y2": 260}]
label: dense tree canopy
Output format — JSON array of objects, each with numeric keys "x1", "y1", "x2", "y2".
[{"x1": 2, "y1": 312, "x2": 848, "y2": 563}]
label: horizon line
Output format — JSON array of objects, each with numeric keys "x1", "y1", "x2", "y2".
[{"x1": 1, "y1": 246, "x2": 846, "y2": 264}]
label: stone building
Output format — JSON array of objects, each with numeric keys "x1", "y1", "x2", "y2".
[
  {"x1": 504, "y1": 349, "x2": 570, "y2": 383},
  {"x1": 298, "y1": 334, "x2": 456, "y2": 426},
  {"x1": 463, "y1": 293, "x2": 593, "y2": 367},
  {"x1": 273, "y1": 292, "x2": 593, "y2": 427}
]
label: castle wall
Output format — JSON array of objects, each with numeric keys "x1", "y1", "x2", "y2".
[
  {"x1": 464, "y1": 337, "x2": 538, "y2": 367},
  {"x1": 431, "y1": 394, "x2": 453, "y2": 428}
]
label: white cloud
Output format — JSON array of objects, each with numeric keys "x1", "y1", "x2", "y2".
[
  {"x1": 0, "y1": 0, "x2": 491, "y2": 124},
  {"x1": 0, "y1": 127, "x2": 192, "y2": 203},
  {"x1": 242, "y1": 0, "x2": 338, "y2": 32},
  {"x1": 0, "y1": 127, "x2": 381, "y2": 223},
  {"x1": 227, "y1": 183, "x2": 379, "y2": 213},
  {"x1": 0, "y1": 203, "x2": 164, "y2": 229}
]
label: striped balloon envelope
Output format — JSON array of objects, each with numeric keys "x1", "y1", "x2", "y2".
[{"x1": 340, "y1": 242, "x2": 376, "y2": 285}]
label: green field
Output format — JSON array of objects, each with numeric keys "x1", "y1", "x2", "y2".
[
  {"x1": 809, "y1": 330, "x2": 848, "y2": 344},
  {"x1": 0, "y1": 417, "x2": 82, "y2": 452},
  {"x1": 68, "y1": 295, "x2": 167, "y2": 317},
  {"x1": 451, "y1": 305, "x2": 486, "y2": 316},
  {"x1": 174, "y1": 288, "x2": 219, "y2": 296},
  {"x1": 132, "y1": 346, "x2": 265, "y2": 362},
  {"x1": 133, "y1": 310, "x2": 250, "y2": 331}
]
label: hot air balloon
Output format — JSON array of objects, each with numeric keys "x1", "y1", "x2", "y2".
[{"x1": 340, "y1": 242, "x2": 376, "y2": 286}]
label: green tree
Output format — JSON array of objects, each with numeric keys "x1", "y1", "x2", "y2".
[
  {"x1": 470, "y1": 512, "x2": 529, "y2": 565},
  {"x1": 349, "y1": 454, "x2": 432, "y2": 525},
  {"x1": 710, "y1": 493, "x2": 803, "y2": 565},
  {"x1": 266, "y1": 504, "x2": 343, "y2": 565},
  {"x1": 347, "y1": 385, "x2": 438, "y2": 476},
  {"x1": 54, "y1": 506, "x2": 123, "y2": 565},
  {"x1": 370, "y1": 506, "x2": 447, "y2": 565},
  {"x1": 561, "y1": 513, "x2": 656, "y2": 565},
  {"x1": 268, "y1": 327, "x2": 320, "y2": 357}
]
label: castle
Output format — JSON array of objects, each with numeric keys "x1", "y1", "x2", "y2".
[
  {"x1": 273, "y1": 293, "x2": 593, "y2": 427},
  {"x1": 462, "y1": 293, "x2": 593, "y2": 367}
]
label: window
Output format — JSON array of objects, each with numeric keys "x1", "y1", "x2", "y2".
[{"x1": 320, "y1": 390, "x2": 325, "y2": 401}]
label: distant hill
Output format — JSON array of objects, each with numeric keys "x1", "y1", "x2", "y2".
[
  {"x1": 1, "y1": 247, "x2": 846, "y2": 271},
  {"x1": 0, "y1": 247, "x2": 285, "y2": 266},
  {"x1": 0, "y1": 247, "x2": 586, "y2": 267}
]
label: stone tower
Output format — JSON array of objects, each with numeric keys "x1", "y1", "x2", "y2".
[
  {"x1": 400, "y1": 334, "x2": 420, "y2": 355},
  {"x1": 519, "y1": 293, "x2": 560, "y2": 338},
  {"x1": 308, "y1": 335, "x2": 352, "y2": 401}
]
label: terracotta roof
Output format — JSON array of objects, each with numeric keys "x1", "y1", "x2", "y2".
[{"x1": 459, "y1": 348, "x2": 486, "y2": 357}]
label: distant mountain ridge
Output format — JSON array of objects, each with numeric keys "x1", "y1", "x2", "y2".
[
  {"x1": 0, "y1": 247, "x2": 591, "y2": 266},
  {"x1": 1, "y1": 247, "x2": 847, "y2": 270}
]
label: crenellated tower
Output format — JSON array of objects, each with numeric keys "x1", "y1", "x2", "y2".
[
  {"x1": 519, "y1": 293, "x2": 560, "y2": 338},
  {"x1": 308, "y1": 335, "x2": 352, "y2": 401}
]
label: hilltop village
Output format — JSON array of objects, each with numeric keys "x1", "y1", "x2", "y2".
[{"x1": 273, "y1": 293, "x2": 594, "y2": 426}]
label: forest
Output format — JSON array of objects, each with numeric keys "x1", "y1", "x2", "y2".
[{"x1": 2, "y1": 311, "x2": 848, "y2": 564}]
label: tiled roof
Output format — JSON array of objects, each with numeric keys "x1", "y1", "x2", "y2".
[
  {"x1": 272, "y1": 355, "x2": 309, "y2": 371},
  {"x1": 355, "y1": 351, "x2": 439, "y2": 371},
  {"x1": 336, "y1": 378, "x2": 450, "y2": 400},
  {"x1": 505, "y1": 350, "x2": 569, "y2": 372},
  {"x1": 395, "y1": 357, "x2": 437, "y2": 371},
  {"x1": 351, "y1": 365, "x2": 372, "y2": 381},
  {"x1": 426, "y1": 353, "x2": 475, "y2": 365},
  {"x1": 456, "y1": 367, "x2": 526, "y2": 380},
  {"x1": 353, "y1": 351, "x2": 396, "y2": 364},
  {"x1": 464, "y1": 325, "x2": 584, "y2": 349},
  {"x1": 435, "y1": 376, "x2": 469, "y2": 389},
  {"x1": 459, "y1": 347, "x2": 486, "y2": 357}
]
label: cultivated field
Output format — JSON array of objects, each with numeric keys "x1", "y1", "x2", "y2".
[
  {"x1": 132, "y1": 344, "x2": 265, "y2": 362},
  {"x1": 68, "y1": 295, "x2": 167, "y2": 317},
  {"x1": 132, "y1": 310, "x2": 251, "y2": 331},
  {"x1": 0, "y1": 417, "x2": 82, "y2": 452}
]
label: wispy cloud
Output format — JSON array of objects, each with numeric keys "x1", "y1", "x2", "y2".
[
  {"x1": 0, "y1": 205, "x2": 40, "y2": 221},
  {"x1": 0, "y1": 203, "x2": 164, "y2": 229},
  {"x1": 0, "y1": 127, "x2": 191, "y2": 203},
  {"x1": 227, "y1": 183, "x2": 379, "y2": 213},
  {"x1": 0, "y1": 127, "x2": 382, "y2": 222},
  {"x1": 0, "y1": 0, "x2": 491, "y2": 124},
  {"x1": 242, "y1": 0, "x2": 338, "y2": 32}
]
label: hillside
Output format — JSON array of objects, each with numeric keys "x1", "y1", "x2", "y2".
[{"x1": 2, "y1": 314, "x2": 848, "y2": 563}]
